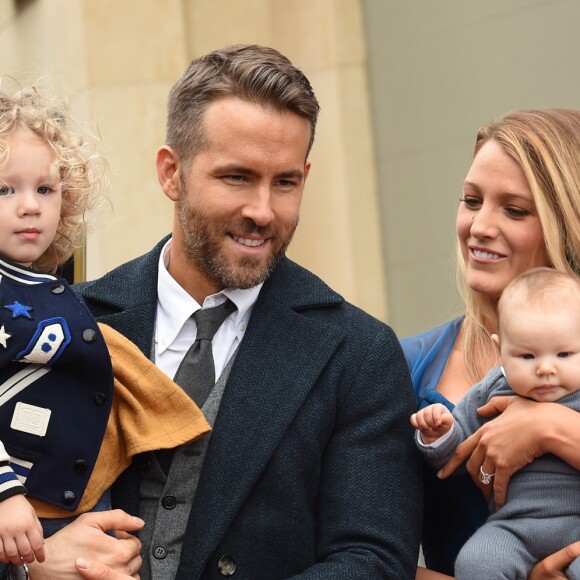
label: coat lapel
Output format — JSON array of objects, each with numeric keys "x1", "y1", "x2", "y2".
[
  {"x1": 182, "y1": 259, "x2": 345, "y2": 569},
  {"x1": 81, "y1": 248, "x2": 345, "y2": 569},
  {"x1": 75, "y1": 238, "x2": 166, "y2": 356}
]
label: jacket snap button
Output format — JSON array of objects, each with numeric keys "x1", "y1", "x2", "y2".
[
  {"x1": 51, "y1": 283, "x2": 66, "y2": 294},
  {"x1": 218, "y1": 555, "x2": 236, "y2": 576},
  {"x1": 82, "y1": 329, "x2": 97, "y2": 343},
  {"x1": 62, "y1": 490, "x2": 75, "y2": 504},
  {"x1": 74, "y1": 459, "x2": 89, "y2": 474},
  {"x1": 93, "y1": 392, "x2": 106, "y2": 405}
]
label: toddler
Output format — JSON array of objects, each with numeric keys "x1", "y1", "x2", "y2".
[{"x1": 0, "y1": 87, "x2": 210, "y2": 569}]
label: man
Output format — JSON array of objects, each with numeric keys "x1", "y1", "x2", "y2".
[{"x1": 24, "y1": 45, "x2": 421, "y2": 579}]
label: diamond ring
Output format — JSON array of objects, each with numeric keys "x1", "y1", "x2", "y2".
[{"x1": 480, "y1": 465, "x2": 495, "y2": 485}]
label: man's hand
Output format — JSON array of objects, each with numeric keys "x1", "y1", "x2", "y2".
[
  {"x1": 76, "y1": 557, "x2": 139, "y2": 579},
  {"x1": 28, "y1": 510, "x2": 143, "y2": 580},
  {"x1": 528, "y1": 541, "x2": 580, "y2": 579}
]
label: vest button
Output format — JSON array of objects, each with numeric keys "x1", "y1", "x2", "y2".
[
  {"x1": 94, "y1": 392, "x2": 107, "y2": 406},
  {"x1": 153, "y1": 545, "x2": 167, "y2": 559},
  {"x1": 218, "y1": 555, "x2": 236, "y2": 576},
  {"x1": 161, "y1": 495, "x2": 177, "y2": 509},
  {"x1": 83, "y1": 329, "x2": 97, "y2": 343},
  {"x1": 74, "y1": 459, "x2": 89, "y2": 474},
  {"x1": 51, "y1": 283, "x2": 66, "y2": 294},
  {"x1": 62, "y1": 490, "x2": 76, "y2": 504}
]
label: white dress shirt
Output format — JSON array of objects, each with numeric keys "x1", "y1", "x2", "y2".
[{"x1": 154, "y1": 239, "x2": 262, "y2": 380}]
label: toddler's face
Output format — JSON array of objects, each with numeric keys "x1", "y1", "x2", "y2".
[
  {"x1": 499, "y1": 306, "x2": 580, "y2": 402},
  {"x1": 0, "y1": 128, "x2": 61, "y2": 266}
]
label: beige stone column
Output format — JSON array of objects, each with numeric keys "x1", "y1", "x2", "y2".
[
  {"x1": 0, "y1": 0, "x2": 387, "y2": 321},
  {"x1": 186, "y1": 0, "x2": 388, "y2": 320}
]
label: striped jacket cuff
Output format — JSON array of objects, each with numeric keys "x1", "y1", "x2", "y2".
[{"x1": 0, "y1": 462, "x2": 27, "y2": 502}]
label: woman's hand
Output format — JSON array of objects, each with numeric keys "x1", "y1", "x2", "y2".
[
  {"x1": 438, "y1": 395, "x2": 546, "y2": 507},
  {"x1": 528, "y1": 541, "x2": 580, "y2": 579},
  {"x1": 439, "y1": 394, "x2": 580, "y2": 507}
]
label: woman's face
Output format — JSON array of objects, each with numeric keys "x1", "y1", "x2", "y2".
[{"x1": 456, "y1": 139, "x2": 551, "y2": 302}]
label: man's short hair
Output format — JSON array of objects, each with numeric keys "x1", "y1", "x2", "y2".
[{"x1": 166, "y1": 44, "x2": 320, "y2": 165}]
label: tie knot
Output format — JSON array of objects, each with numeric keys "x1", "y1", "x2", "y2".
[{"x1": 194, "y1": 299, "x2": 236, "y2": 341}]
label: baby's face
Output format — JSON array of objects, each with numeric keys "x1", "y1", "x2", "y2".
[{"x1": 499, "y1": 306, "x2": 580, "y2": 402}]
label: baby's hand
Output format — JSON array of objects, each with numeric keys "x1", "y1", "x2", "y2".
[
  {"x1": 0, "y1": 494, "x2": 45, "y2": 564},
  {"x1": 410, "y1": 403, "x2": 454, "y2": 444}
]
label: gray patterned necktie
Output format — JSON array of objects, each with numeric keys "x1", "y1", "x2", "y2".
[
  {"x1": 157, "y1": 298, "x2": 236, "y2": 474},
  {"x1": 173, "y1": 298, "x2": 237, "y2": 408}
]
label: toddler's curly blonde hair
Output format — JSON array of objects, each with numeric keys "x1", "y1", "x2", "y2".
[{"x1": 0, "y1": 86, "x2": 105, "y2": 272}]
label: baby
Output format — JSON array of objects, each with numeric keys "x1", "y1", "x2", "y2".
[{"x1": 411, "y1": 267, "x2": 580, "y2": 579}]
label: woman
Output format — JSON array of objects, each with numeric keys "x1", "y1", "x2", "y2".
[{"x1": 402, "y1": 108, "x2": 580, "y2": 579}]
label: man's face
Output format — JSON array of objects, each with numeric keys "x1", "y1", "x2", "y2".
[{"x1": 171, "y1": 97, "x2": 311, "y2": 297}]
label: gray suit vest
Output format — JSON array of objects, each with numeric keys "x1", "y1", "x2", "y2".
[{"x1": 139, "y1": 352, "x2": 238, "y2": 579}]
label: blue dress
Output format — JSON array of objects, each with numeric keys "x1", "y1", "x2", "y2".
[{"x1": 401, "y1": 318, "x2": 489, "y2": 575}]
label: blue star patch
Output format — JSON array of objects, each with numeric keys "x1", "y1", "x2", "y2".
[{"x1": 4, "y1": 301, "x2": 33, "y2": 319}]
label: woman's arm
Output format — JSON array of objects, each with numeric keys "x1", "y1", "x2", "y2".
[{"x1": 438, "y1": 395, "x2": 580, "y2": 507}]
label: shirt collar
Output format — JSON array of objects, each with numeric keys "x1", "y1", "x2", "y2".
[{"x1": 156, "y1": 239, "x2": 263, "y2": 352}]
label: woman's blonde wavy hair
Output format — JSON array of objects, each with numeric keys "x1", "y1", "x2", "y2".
[
  {"x1": 0, "y1": 86, "x2": 105, "y2": 272},
  {"x1": 458, "y1": 108, "x2": 580, "y2": 383}
]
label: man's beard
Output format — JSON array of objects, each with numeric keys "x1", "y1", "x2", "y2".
[{"x1": 177, "y1": 196, "x2": 298, "y2": 291}]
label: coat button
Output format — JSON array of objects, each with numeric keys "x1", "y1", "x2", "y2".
[
  {"x1": 83, "y1": 329, "x2": 97, "y2": 343},
  {"x1": 153, "y1": 545, "x2": 167, "y2": 559},
  {"x1": 161, "y1": 495, "x2": 177, "y2": 509},
  {"x1": 74, "y1": 459, "x2": 89, "y2": 474},
  {"x1": 217, "y1": 555, "x2": 236, "y2": 576},
  {"x1": 51, "y1": 283, "x2": 66, "y2": 294},
  {"x1": 94, "y1": 392, "x2": 106, "y2": 406},
  {"x1": 62, "y1": 490, "x2": 76, "y2": 504}
]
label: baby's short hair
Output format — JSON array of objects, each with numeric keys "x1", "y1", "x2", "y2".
[{"x1": 498, "y1": 267, "x2": 580, "y2": 330}]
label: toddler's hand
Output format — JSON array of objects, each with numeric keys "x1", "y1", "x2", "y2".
[
  {"x1": 0, "y1": 494, "x2": 45, "y2": 564},
  {"x1": 410, "y1": 403, "x2": 454, "y2": 444}
]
